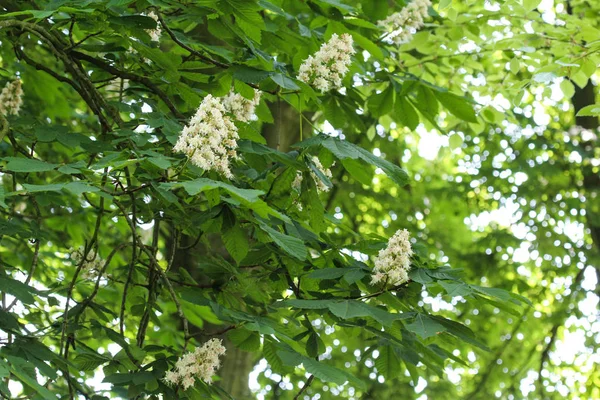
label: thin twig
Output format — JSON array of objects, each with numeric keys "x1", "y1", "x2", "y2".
[{"x1": 293, "y1": 375, "x2": 314, "y2": 400}]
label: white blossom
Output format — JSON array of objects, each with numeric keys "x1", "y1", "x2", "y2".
[
  {"x1": 293, "y1": 156, "x2": 333, "y2": 193},
  {"x1": 371, "y1": 229, "x2": 413, "y2": 286},
  {"x1": 163, "y1": 338, "x2": 226, "y2": 390},
  {"x1": 146, "y1": 11, "x2": 161, "y2": 42},
  {"x1": 222, "y1": 89, "x2": 261, "y2": 122},
  {"x1": 0, "y1": 79, "x2": 23, "y2": 116},
  {"x1": 173, "y1": 95, "x2": 239, "y2": 179},
  {"x1": 70, "y1": 246, "x2": 104, "y2": 279},
  {"x1": 378, "y1": 0, "x2": 431, "y2": 45},
  {"x1": 297, "y1": 33, "x2": 355, "y2": 93}
]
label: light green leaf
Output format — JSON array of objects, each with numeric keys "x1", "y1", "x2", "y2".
[
  {"x1": 271, "y1": 73, "x2": 300, "y2": 90},
  {"x1": 406, "y1": 313, "x2": 446, "y2": 339},
  {"x1": 227, "y1": 328, "x2": 261, "y2": 352},
  {"x1": 260, "y1": 225, "x2": 307, "y2": 260},
  {"x1": 368, "y1": 86, "x2": 394, "y2": 118},
  {"x1": 3, "y1": 158, "x2": 57, "y2": 172},
  {"x1": 434, "y1": 91, "x2": 477, "y2": 123},
  {"x1": 223, "y1": 224, "x2": 249, "y2": 264},
  {"x1": 376, "y1": 346, "x2": 401, "y2": 378},
  {"x1": 576, "y1": 104, "x2": 600, "y2": 117},
  {"x1": 0, "y1": 276, "x2": 36, "y2": 305}
]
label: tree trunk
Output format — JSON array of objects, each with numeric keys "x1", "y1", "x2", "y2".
[{"x1": 167, "y1": 99, "x2": 310, "y2": 398}]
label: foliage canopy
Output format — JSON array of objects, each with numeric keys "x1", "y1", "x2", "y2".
[{"x1": 0, "y1": 0, "x2": 599, "y2": 399}]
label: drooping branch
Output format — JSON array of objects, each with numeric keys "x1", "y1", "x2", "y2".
[{"x1": 70, "y1": 50, "x2": 186, "y2": 119}]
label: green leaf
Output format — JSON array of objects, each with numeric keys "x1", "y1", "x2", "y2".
[
  {"x1": 409, "y1": 268, "x2": 433, "y2": 284},
  {"x1": 560, "y1": 79, "x2": 575, "y2": 99},
  {"x1": 439, "y1": 281, "x2": 473, "y2": 298},
  {"x1": 576, "y1": 104, "x2": 600, "y2": 117},
  {"x1": 352, "y1": 32, "x2": 383, "y2": 59},
  {"x1": 260, "y1": 224, "x2": 307, "y2": 260},
  {"x1": 0, "y1": 186, "x2": 6, "y2": 209},
  {"x1": 74, "y1": 353, "x2": 111, "y2": 371},
  {"x1": 162, "y1": 179, "x2": 264, "y2": 202},
  {"x1": 406, "y1": 313, "x2": 446, "y2": 339},
  {"x1": 9, "y1": 362, "x2": 56, "y2": 400},
  {"x1": 448, "y1": 133, "x2": 463, "y2": 150},
  {"x1": 368, "y1": 86, "x2": 394, "y2": 118},
  {"x1": 306, "y1": 268, "x2": 352, "y2": 280},
  {"x1": 0, "y1": 10, "x2": 54, "y2": 19},
  {"x1": 0, "y1": 309, "x2": 21, "y2": 331},
  {"x1": 341, "y1": 158, "x2": 372, "y2": 186},
  {"x1": 271, "y1": 73, "x2": 300, "y2": 90},
  {"x1": 376, "y1": 345, "x2": 401, "y2": 379},
  {"x1": 263, "y1": 339, "x2": 284, "y2": 372},
  {"x1": 276, "y1": 299, "x2": 402, "y2": 327},
  {"x1": 274, "y1": 299, "x2": 332, "y2": 309},
  {"x1": 509, "y1": 58, "x2": 520, "y2": 74},
  {"x1": 22, "y1": 183, "x2": 65, "y2": 193},
  {"x1": 431, "y1": 316, "x2": 489, "y2": 351},
  {"x1": 277, "y1": 350, "x2": 366, "y2": 389},
  {"x1": 3, "y1": 157, "x2": 57, "y2": 172},
  {"x1": 394, "y1": 97, "x2": 420, "y2": 130},
  {"x1": 306, "y1": 332, "x2": 324, "y2": 358},
  {"x1": 109, "y1": 15, "x2": 157, "y2": 29},
  {"x1": 522, "y1": 0, "x2": 540, "y2": 11},
  {"x1": 301, "y1": 136, "x2": 408, "y2": 186},
  {"x1": 227, "y1": 328, "x2": 261, "y2": 352},
  {"x1": 327, "y1": 300, "x2": 398, "y2": 327},
  {"x1": 223, "y1": 224, "x2": 249, "y2": 264},
  {"x1": 64, "y1": 182, "x2": 100, "y2": 195},
  {"x1": 434, "y1": 91, "x2": 477, "y2": 123},
  {"x1": 0, "y1": 275, "x2": 36, "y2": 305},
  {"x1": 232, "y1": 66, "x2": 273, "y2": 84}
]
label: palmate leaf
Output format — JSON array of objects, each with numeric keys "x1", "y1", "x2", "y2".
[
  {"x1": 434, "y1": 91, "x2": 478, "y2": 123},
  {"x1": 277, "y1": 350, "x2": 366, "y2": 389},
  {"x1": 260, "y1": 224, "x2": 307, "y2": 260},
  {"x1": 274, "y1": 299, "x2": 405, "y2": 327},
  {"x1": 2, "y1": 157, "x2": 57, "y2": 172},
  {"x1": 223, "y1": 224, "x2": 249, "y2": 263},
  {"x1": 227, "y1": 328, "x2": 261, "y2": 352},
  {"x1": 0, "y1": 275, "x2": 36, "y2": 305},
  {"x1": 295, "y1": 135, "x2": 408, "y2": 186},
  {"x1": 406, "y1": 313, "x2": 446, "y2": 340},
  {"x1": 375, "y1": 345, "x2": 401, "y2": 379},
  {"x1": 8, "y1": 361, "x2": 56, "y2": 400},
  {"x1": 263, "y1": 339, "x2": 285, "y2": 372}
]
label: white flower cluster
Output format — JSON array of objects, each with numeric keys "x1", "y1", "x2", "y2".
[
  {"x1": 371, "y1": 229, "x2": 413, "y2": 286},
  {"x1": 146, "y1": 11, "x2": 161, "y2": 42},
  {"x1": 174, "y1": 95, "x2": 240, "y2": 178},
  {"x1": 293, "y1": 156, "x2": 333, "y2": 193},
  {"x1": 222, "y1": 89, "x2": 261, "y2": 122},
  {"x1": 174, "y1": 89, "x2": 262, "y2": 178},
  {"x1": 164, "y1": 339, "x2": 226, "y2": 390},
  {"x1": 70, "y1": 246, "x2": 104, "y2": 279},
  {"x1": 298, "y1": 33, "x2": 356, "y2": 93},
  {"x1": 378, "y1": 0, "x2": 431, "y2": 45},
  {"x1": 0, "y1": 79, "x2": 23, "y2": 116}
]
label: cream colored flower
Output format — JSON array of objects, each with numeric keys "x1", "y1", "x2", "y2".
[
  {"x1": 371, "y1": 229, "x2": 413, "y2": 286},
  {"x1": 378, "y1": 0, "x2": 431, "y2": 45},
  {"x1": 222, "y1": 89, "x2": 261, "y2": 122},
  {"x1": 146, "y1": 11, "x2": 161, "y2": 42},
  {"x1": 174, "y1": 95, "x2": 239, "y2": 178},
  {"x1": 163, "y1": 339, "x2": 226, "y2": 389},
  {"x1": 293, "y1": 156, "x2": 333, "y2": 193},
  {"x1": 0, "y1": 79, "x2": 23, "y2": 116},
  {"x1": 298, "y1": 33, "x2": 355, "y2": 93}
]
